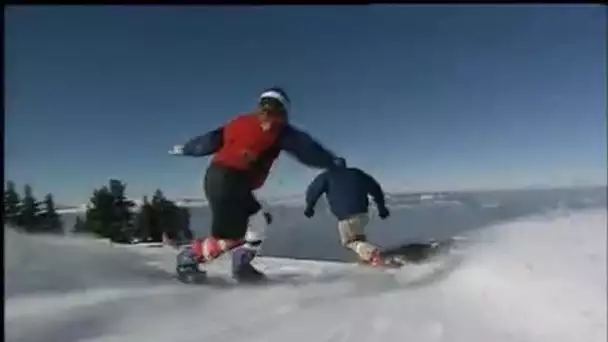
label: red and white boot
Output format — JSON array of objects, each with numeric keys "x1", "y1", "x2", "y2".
[
  {"x1": 191, "y1": 237, "x2": 244, "y2": 263},
  {"x1": 368, "y1": 249, "x2": 385, "y2": 267},
  {"x1": 364, "y1": 249, "x2": 405, "y2": 268}
]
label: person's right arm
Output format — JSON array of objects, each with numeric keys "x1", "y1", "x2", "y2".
[{"x1": 173, "y1": 127, "x2": 224, "y2": 157}]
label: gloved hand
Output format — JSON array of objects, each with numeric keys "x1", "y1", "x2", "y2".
[
  {"x1": 168, "y1": 145, "x2": 185, "y2": 156},
  {"x1": 304, "y1": 207, "x2": 315, "y2": 218},
  {"x1": 378, "y1": 206, "x2": 390, "y2": 220},
  {"x1": 263, "y1": 211, "x2": 273, "y2": 225}
]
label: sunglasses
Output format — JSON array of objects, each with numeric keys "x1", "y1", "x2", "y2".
[{"x1": 259, "y1": 98, "x2": 287, "y2": 114}]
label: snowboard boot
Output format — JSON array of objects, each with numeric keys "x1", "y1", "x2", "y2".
[
  {"x1": 176, "y1": 246, "x2": 206, "y2": 284},
  {"x1": 231, "y1": 246, "x2": 266, "y2": 283},
  {"x1": 363, "y1": 249, "x2": 405, "y2": 268},
  {"x1": 368, "y1": 249, "x2": 384, "y2": 266},
  {"x1": 190, "y1": 236, "x2": 245, "y2": 263}
]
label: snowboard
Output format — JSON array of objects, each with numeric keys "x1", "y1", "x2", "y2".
[
  {"x1": 174, "y1": 264, "x2": 295, "y2": 287},
  {"x1": 175, "y1": 264, "x2": 207, "y2": 285},
  {"x1": 173, "y1": 237, "x2": 466, "y2": 285},
  {"x1": 174, "y1": 247, "x2": 274, "y2": 287},
  {"x1": 360, "y1": 237, "x2": 460, "y2": 269}
]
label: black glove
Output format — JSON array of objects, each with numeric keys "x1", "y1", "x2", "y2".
[
  {"x1": 378, "y1": 206, "x2": 390, "y2": 220},
  {"x1": 263, "y1": 211, "x2": 273, "y2": 225},
  {"x1": 304, "y1": 207, "x2": 315, "y2": 218}
]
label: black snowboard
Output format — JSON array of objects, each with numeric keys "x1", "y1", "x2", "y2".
[
  {"x1": 174, "y1": 267, "x2": 294, "y2": 287},
  {"x1": 378, "y1": 238, "x2": 457, "y2": 266},
  {"x1": 175, "y1": 264, "x2": 208, "y2": 284}
]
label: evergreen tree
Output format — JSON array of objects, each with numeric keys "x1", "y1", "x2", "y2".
[
  {"x1": 151, "y1": 189, "x2": 165, "y2": 207},
  {"x1": 177, "y1": 206, "x2": 193, "y2": 241},
  {"x1": 4, "y1": 181, "x2": 21, "y2": 226},
  {"x1": 73, "y1": 216, "x2": 86, "y2": 233},
  {"x1": 150, "y1": 189, "x2": 170, "y2": 242},
  {"x1": 38, "y1": 193, "x2": 63, "y2": 234},
  {"x1": 82, "y1": 179, "x2": 135, "y2": 243},
  {"x1": 109, "y1": 179, "x2": 136, "y2": 242},
  {"x1": 133, "y1": 196, "x2": 155, "y2": 242},
  {"x1": 149, "y1": 189, "x2": 193, "y2": 243},
  {"x1": 18, "y1": 184, "x2": 42, "y2": 232},
  {"x1": 78, "y1": 182, "x2": 193, "y2": 244},
  {"x1": 84, "y1": 186, "x2": 114, "y2": 237},
  {"x1": 110, "y1": 180, "x2": 135, "y2": 221}
]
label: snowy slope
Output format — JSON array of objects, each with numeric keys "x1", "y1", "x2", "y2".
[{"x1": 4, "y1": 209, "x2": 606, "y2": 342}]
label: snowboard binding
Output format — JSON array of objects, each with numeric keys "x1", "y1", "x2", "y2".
[
  {"x1": 231, "y1": 246, "x2": 266, "y2": 283},
  {"x1": 176, "y1": 246, "x2": 207, "y2": 284}
]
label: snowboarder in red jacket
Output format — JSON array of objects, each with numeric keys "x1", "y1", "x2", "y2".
[{"x1": 169, "y1": 87, "x2": 340, "y2": 281}]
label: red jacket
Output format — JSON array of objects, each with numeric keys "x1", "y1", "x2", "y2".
[
  {"x1": 213, "y1": 113, "x2": 284, "y2": 189},
  {"x1": 181, "y1": 113, "x2": 337, "y2": 190}
]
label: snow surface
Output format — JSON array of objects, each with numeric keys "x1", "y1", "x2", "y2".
[{"x1": 4, "y1": 209, "x2": 607, "y2": 342}]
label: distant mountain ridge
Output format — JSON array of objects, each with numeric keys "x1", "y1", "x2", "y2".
[
  {"x1": 55, "y1": 185, "x2": 606, "y2": 215},
  {"x1": 53, "y1": 191, "x2": 477, "y2": 214}
]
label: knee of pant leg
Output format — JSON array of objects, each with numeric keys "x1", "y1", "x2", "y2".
[
  {"x1": 243, "y1": 227, "x2": 263, "y2": 252},
  {"x1": 244, "y1": 219, "x2": 264, "y2": 244},
  {"x1": 246, "y1": 196, "x2": 262, "y2": 217},
  {"x1": 354, "y1": 234, "x2": 367, "y2": 242},
  {"x1": 341, "y1": 234, "x2": 367, "y2": 247},
  {"x1": 245, "y1": 210, "x2": 267, "y2": 243}
]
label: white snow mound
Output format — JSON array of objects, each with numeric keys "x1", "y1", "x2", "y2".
[{"x1": 4, "y1": 209, "x2": 606, "y2": 342}]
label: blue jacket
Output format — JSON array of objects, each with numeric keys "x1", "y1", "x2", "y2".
[{"x1": 305, "y1": 167, "x2": 387, "y2": 220}]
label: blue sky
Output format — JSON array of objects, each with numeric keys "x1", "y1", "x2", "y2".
[{"x1": 5, "y1": 5, "x2": 606, "y2": 205}]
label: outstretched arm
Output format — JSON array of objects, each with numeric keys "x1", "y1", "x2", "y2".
[
  {"x1": 180, "y1": 127, "x2": 224, "y2": 157},
  {"x1": 357, "y1": 169, "x2": 387, "y2": 209},
  {"x1": 305, "y1": 172, "x2": 328, "y2": 210},
  {"x1": 280, "y1": 125, "x2": 338, "y2": 170}
]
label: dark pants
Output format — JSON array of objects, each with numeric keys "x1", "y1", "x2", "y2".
[{"x1": 204, "y1": 163, "x2": 261, "y2": 240}]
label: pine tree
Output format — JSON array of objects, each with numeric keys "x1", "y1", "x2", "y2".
[
  {"x1": 84, "y1": 186, "x2": 118, "y2": 240},
  {"x1": 18, "y1": 184, "x2": 42, "y2": 232},
  {"x1": 133, "y1": 196, "x2": 155, "y2": 242},
  {"x1": 4, "y1": 181, "x2": 21, "y2": 226},
  {"x1": 38, "y1": 193, "x2": 63, "y2": 234},
  {"x1": 150, "y1": 189, "x2": 169, "y2": 242},
  {"x1": 150, "y1": 189, "x2": 193, "y2": 243},
  {"x1": 177, "y1": 206, "x2": 193, "y2": 242},
  {"x1": 109, "y1": 179, "x2": 136, "y2": 242},
  {"x1": 73, "y1": 216, "x2": 86, "y2": 233},
  {"x1": 82, "y1": 180, "x2": 137, "y2": 243}
]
